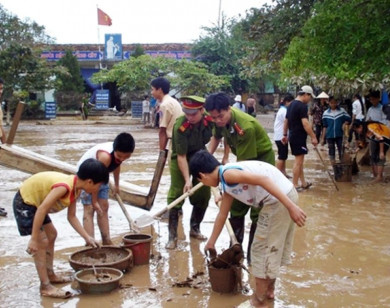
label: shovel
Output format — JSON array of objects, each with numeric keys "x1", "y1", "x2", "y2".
[
  {"x1": 207, "y1": 187, "x2": 244, "y2": 268},
  {"x1": 314, "y1": 147, "x2": 339, "y2": 191},
  {"x1": 115, "y1": 193, "x2": 140, "y2": 233},
  {"x1": 134, "y1": 182, "x2": 204, "y2": 228}
]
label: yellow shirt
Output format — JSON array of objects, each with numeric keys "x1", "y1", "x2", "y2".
[
  {"x1": 20, "y1": 172, "x2": 78, "y2": 213},
  {"x1": 368, "y1": 123, "x2": 390, "y2": 140}
]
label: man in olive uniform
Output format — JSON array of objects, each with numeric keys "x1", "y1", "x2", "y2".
[
  {"x1": 205, "y1": 92, "x2": 275, "y2": 263},
  {"x1": 166, "y1": 96, "x2": 214, "y2": 249}
]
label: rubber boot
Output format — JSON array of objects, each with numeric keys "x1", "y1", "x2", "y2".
[
  {"x1": 189, "y1": 207, "x2": 207, "y2": 240},
  {"x1": 228, "y1": 216, "x2": 245, "y2": 244},
  {"x1": 246, "y1": 221, "x2": 257, "y2": 265},
  {"x1": 165, "y1": 208, "x2": 179, "y2": 249}
]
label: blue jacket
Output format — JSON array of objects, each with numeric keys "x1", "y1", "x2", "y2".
[{"x1": 322, "y1": 107, "x2": 351, "y2": 139}]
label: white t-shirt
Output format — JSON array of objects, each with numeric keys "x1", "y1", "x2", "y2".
[
  {"x1": 352, "y1": 99, "x2": 365, "y2": 120},
  {"x1": 219, "y1": 161, "x2": 293, "y2": 207},
  {"x1": 273, "y1": 105, "x2": 287, "y2": 141},
  {"x1": 142, "y1": 100, "x2": 150, "y2": 113}
]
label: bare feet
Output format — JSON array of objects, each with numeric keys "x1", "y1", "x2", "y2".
[
  {"x1": 250, "y1": 294, "x2": 268, "y2": 307},
  {"x1": 102, "y1": 239, "x2": 113, "y2": 245},
  {"x1": 40, "y1": 283, "x2": 72, "y2": 299},
  {"x1": 48, "y1": 272, "x2": 73, "y2": 284}
]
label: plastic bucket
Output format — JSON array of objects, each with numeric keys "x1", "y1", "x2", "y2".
[
  {"x1": 208, "y1": 265, "x2": 241, "y2": 293},
  {"x1": 333, "y1": 163, "x2": 352, "y2": 182},
  {"x1": 122, "y1": 233, "x2": 152, "y2": 265}
]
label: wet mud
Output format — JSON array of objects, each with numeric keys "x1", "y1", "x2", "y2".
[{"x1": 0, "y1": 115, "x2": 390, "y2": 307}]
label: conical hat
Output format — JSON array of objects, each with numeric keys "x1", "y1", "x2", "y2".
[{"x1": 317, "y1": 91, "x2": 329, "y2": 99}]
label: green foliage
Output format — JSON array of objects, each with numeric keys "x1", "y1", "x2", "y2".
[
  {"x1": 281, "y1": 0, "x2": 390, "y2": 94},
  {"x1": 0, "y1": 4, "x2": 55, "y2": 102},
  {"x1": 55, "y1": 50, "x2": 84, "y2": 93},
  {"x1": 191, "y1": 16, "x2": 249, "y2": 93},
  {"x1": 240, "y1": 0, "x2": 318, "y2": 80},
  {"x1": 53, "y1": 50, "x2": 85, "y2": 110},
  {"x1": 91, "y1": 54, "x2": 229, "y2": 98},
  {"x1": 132, "y1": 44, "x2": 145, "y2": 58}
]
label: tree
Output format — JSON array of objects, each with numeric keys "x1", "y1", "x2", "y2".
[
  {"x1": 132, "y1": 44, "x2": 145, "y2": 58},
  {"x1": 240, "y1": 0, "x2": 318, "y2": 81},
  {"x1": 0, "y1": 4, "x2": 55, "y2": 115},
  {"x1": 191, "y1": 16, "x2": 248, "y2": 94},
  {"x1": 91, "y1": 55, "x2": 229, "y2": 99},
  {"x1": 280, "y1": 0, "x2": 390, "y2": 95},
  {"x1": 54, "y1": 50, "x2": 85, "y2": 110}
]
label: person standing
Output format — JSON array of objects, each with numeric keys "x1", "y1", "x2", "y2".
[
  {"x1": 246, "y1": 95, "x2": 256, "y2": 117},
  {"x1": 232, "y1": 95, "x2": 246, "y2": 113},
  {"x1": 348, "y1": 93, "x2": 366, "y2": 148},
  {"x1": 150, "y1": 77, "x2": 183, "y2": 150},
  {"x1": 142, "y1": 95, "x2": 151, "y2": 125},
  {"x1": 310, "y1": 91, "x2": 329, "y2": 148},
  {"x1": 166, "y1": 96, "x2": 214, "y2": 249},
  {"x1": 321, "y1": 96, "x2": 351, "y2": 164},
  {"x1": 205, "y1": 92, "x2": 275, "y2": 264},
  {"x1": 282, "y1": 85, "x2": 318, "y2": 191},
  {"x1": 77, "y1": 132, "x2": 135, "y2": 245},
  {"x1": 0, "y1": 77, "x2": 7, "y2": 144},
  {"x1": 274, "y1": 94, "x2": 294, "y2": 177},
  {"x1": 366, "y1": 90, "x2": 388, "y2": 124}
]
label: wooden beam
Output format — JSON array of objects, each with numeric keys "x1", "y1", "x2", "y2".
[{"x1": 6, "y1": 101, "x2": 25, "y2": 145}]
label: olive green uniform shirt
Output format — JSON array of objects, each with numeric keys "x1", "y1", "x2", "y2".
[{"x1": 214, "y1": 108, "x2": 274, "y2": 164}]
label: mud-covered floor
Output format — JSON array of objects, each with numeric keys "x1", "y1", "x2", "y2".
[{"x1": 0, "y1": 114, "x2": 389, "y2": 307}]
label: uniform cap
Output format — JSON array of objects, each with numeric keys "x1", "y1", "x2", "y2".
[{"x1": 180, "y1": 96, "x2": 205, "y2": 114}]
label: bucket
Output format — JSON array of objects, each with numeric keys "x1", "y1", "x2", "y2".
[
  {"x1": 208, "y1": 265, "x2": 241, "y2": 293},
  {"x1": 333, "y1": 163, "x2": 352, "y2": 182},
  {"x1": 122, "y1": 233, "x2": 152, "y2": 265}
]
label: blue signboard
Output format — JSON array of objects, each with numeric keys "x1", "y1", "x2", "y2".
[
  {"x1": 95, "y1": 90, "x2": 110, "y2": 110},
  {"x1": 105, "y1": 34, "x2": 122, "y2": 60},
  {"x1": 131, "y1": 101, "x2": 143, "y2": 118},
  {"x1": 45, "y1": 102, "x2": 56, "y2": 119}
]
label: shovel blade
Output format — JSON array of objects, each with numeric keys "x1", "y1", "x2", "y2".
[{"x1": 134, "y1": 214, "x2": 155, "y2": 229}]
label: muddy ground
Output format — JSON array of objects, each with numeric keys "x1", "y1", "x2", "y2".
[{"x1": 0, "y1": 113, "x2": 389, "y2": 308}]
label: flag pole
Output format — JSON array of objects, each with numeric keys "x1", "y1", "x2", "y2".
[{"x1": 97, "y1": 5, "x2": 102, "y2": 69}]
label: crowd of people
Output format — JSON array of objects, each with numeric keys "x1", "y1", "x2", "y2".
[{"x1": 1, "y1": 75, "x2": 389, "y2": 306}]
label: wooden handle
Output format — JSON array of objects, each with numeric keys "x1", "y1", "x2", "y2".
[
  {"x1": 211, "y1": 187, "x2": 239, "y2": 245},
  {"x1": 153, "y1": 182, "x2": 204, "y2": 218}
]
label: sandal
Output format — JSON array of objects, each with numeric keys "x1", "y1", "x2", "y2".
[
  {"x1": 301, "y1": 182, "x2": 312, "y2": 190},
  {"x1": 41, "y1": 289, "x2": 73, "y2": 299},
  {"x1": 295, "y1": 186, "x2": 304, "y2": 192},
  {"x1": 0, "y1": 209, "x2": 7, "y2": 217}
]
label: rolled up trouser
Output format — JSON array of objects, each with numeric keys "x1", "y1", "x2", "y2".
[{"x1": 230, "y1": 199, "x2": 261, "y2": 259}]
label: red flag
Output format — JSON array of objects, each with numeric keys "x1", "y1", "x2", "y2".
[{"x1": 97, "y1": 8, "x2": 112, "y2": 26}]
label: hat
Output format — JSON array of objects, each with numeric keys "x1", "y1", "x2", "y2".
[
  {"x1": 180, "y1": 95, "x2": 205, "y2": 114},
  {"x1": 299, "y1": 85, "x2": 316, "y2": 98},
  {"x1": 234, "y1": 95, "x2": 242, "y2": 102},
  {"x1": 316, "y1": 91, "x2": 329, "y2": 99}
]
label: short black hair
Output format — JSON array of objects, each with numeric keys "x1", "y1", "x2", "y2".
[
  {"x1": 113, "y1": 132, "x2": 135, "y2": 153},
  {"x1": 77, "y1": 158, "x2": 109, "y2": 184},
  {"x1": 369, "y1": 90, "x2": 380, "y2": 99},
  {"x1": 189, "y1": 150, "x2": 221, "y2": 179},
  {"x1": 151, "y1": 77, "x2": 170, "y2": 94},
  {"x1": 282, "y1": 94, "x2": 294, "y2": 104},
  {"x1": 205, "y1": 92, "x2": 231, "y2": 112}
]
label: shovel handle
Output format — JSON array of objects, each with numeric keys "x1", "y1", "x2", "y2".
[
  {"x1": 211, "y1": 187, "x2": 239, "y2": 246},
  {"x1": 153, "y1": 182, "x2": 204, "y2": 219},
  {"x1": 113, "y1": 190, "x2": 139, "y2": 233},
  {"x1": 314, "y1": 147, "x2": 339, "y2": 191}
]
